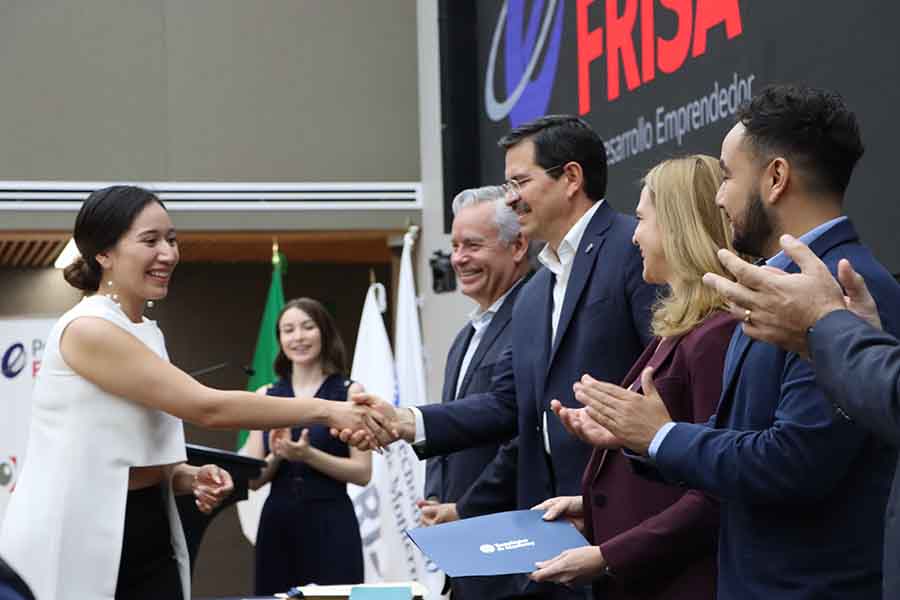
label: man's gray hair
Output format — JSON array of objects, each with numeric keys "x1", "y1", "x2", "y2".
[{"x1": 451, "y1": 185, "x2": 521, "y2": 244}]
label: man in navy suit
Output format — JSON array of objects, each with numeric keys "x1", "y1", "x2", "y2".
[
  {"x1": 418, "y1": 185, "x2": 530, "y2": 600},
  {"x1": 578, "y1": 85, "x2": 900, "y2": 598},
  {"x1": 344, "y1": 115, "x2": 657, "y2": 599},
  {"x1": 702, "y1": 236, "x2": 900, "y2": 598}
]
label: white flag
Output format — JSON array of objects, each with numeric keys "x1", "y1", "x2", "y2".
[
  {"x1": 348, "y1": 282, "x2": 400, "y2": 584},
  {"x1": 348, "y1": 233, "x2": 444, "y2": 599},
  {"x1": 391, "y1": 231, "x2": 444, "y2": 597},
  {"x1": 395, "y1": 230, "x2": 428, "y2": 412}
]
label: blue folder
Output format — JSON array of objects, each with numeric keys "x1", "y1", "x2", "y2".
[{"x1": 406, "y1": 509, "x2": 589, "y2": 577}]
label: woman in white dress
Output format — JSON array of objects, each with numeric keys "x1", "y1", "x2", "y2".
[{"x1": 0, "y1": 186, "x2": 382, "y2": 600}]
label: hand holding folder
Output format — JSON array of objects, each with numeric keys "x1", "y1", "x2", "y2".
[{"x1": 406, "y1": 509, "x2": 589, "y2": 577}]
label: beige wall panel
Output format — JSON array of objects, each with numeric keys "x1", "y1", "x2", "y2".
[
  {"x1": 0, "y1": 1, "x2": 168, "y2": 180},
  {"x1": 0, "y1": 1, "x2": 418, "y2": 183},
  {"x1": 164, "y1": 0, "x2": 420, "y2": 181}
]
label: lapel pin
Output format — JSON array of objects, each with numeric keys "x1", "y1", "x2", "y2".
[{"x1": 585, "y1": 242, "x2": 594, "y2": 254}]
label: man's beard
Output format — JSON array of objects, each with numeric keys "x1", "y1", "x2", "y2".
[{"x1": 732, "y1": 192, "x2": 775, "y2": 259}]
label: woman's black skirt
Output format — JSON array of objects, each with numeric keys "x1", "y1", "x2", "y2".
[{"x1": 115, "y1": 484, "x2": 183, "y2": 600}]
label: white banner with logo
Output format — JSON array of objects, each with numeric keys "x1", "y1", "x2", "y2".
[
  {"x1": 348, "y1": 229, "x2": 444, "y2": 599},
  {"x1": 0, "y1": 318, "x2": 55, "y2": 521}
]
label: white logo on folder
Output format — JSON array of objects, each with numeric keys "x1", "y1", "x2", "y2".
[{"x1": 479, "y1": 538, "x2": 537, "y2": 554}]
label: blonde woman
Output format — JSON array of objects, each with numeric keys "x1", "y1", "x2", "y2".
[{"x1": 532, "y1": 156, "x2": 738, "y2": 599}]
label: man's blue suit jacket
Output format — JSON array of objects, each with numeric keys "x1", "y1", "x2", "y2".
[
  {"x1": 423, "y1": 279, "x2": 525, "y2": 600},
  {"x1": 810, "y1": 309, "x2": 900, "y2": 599},
  {"x1": 423, "y1": 277, "x2": 525, "y2": 508},
  {"x1": 654, "y1": 219, "x2": 900, "y2": 599},
  {"x1": 418, "y1": 200, "x2": 657, "y2": 509}
]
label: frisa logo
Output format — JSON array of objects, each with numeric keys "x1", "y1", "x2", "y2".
[
  {"x1": 2, "y1": 342, "x2": 26, "y2": 379},
  {"x1": 485, "y1": 0, "x2": 564, "y2": 126},
  {"x1": 578, "y1": 0, "x2": 744, "y2": 110}
]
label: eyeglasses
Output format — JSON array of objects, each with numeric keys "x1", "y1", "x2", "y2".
[{"x1": 501, "y1": 163, "x2": 566, "y2": 203}]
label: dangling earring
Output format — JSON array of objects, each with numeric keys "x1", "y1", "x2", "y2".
[
  {"x1": 146, "y1": 300, "x2": 155, "y2": 309},
  {"x1": 105, "y1": 280, "x2": 119, "y2": 304}
]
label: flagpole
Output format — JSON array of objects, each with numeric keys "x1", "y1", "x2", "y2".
[{"x1": 236, "y1": 237, "x2": 287, "y2": 544}]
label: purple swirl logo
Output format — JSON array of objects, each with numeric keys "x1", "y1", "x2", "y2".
[
  {"x1": 2, "y1": 342, "x2": 25, "y2": 379},
  {"x1": 485, "y1": 0, "x2": 564, "y2": 127}
]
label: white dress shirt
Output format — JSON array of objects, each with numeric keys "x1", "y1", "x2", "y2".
[
  {"x1": 535, "y1": 200, "x2": 604, "y2": 454},
  {"x1": 538, "y1": 200, "x2": 604, "y2": 345},
  {"x1": 455, "y1": 284, "x2": 518, "y2": 398}
]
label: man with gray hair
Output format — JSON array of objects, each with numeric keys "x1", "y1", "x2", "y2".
[{"x1": 416, "y1": 184, "x2": 530, "y2": 600}]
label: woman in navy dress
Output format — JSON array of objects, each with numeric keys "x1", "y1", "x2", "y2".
[{"x1": 245, "y1": 298, "x2": 371, "y2": 595}]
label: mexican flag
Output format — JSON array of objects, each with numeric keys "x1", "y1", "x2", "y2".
[{"x1": 237, "y1": 251, "x2": 286, "y2": 449}]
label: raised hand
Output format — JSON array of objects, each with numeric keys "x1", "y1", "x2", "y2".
[
  {"x1": 192, "y1": 464, "x2": 234, "y2": 514},
  {"x1": 415, "y1": 499, "x2": 459, "y2": 526},
  {"x1": 701, "y1": 234, "x2": 876, "y2": 357},
  {"x1": 532, "y1": 495, "x2": 584, "y2": 533},
  {"x1": 574, "y1": 368, "x2": 671, "y2": 456},
  {"x1": 551, "y1": 400, "x2": 621, "y2": 449}
]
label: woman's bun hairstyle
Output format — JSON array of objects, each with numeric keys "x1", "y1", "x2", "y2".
[{"x1": 62, "y1": 255, "x2": 102, "y2": 291}]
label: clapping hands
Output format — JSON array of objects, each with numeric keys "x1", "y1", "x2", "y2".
[
  {"x1": 192, "y1": 464, "x2": 234, "y2": 514},
  {"x1": 551, "y1": 400, "x2": 621, "y2": 449},
  {"x1": 702, "y1": 236, "x2": 882, "y2": 358},
  {"x1": 270, "y1": 427, "x2": 311, "y2": 461},
  {"x1": 572, "y1": 368, "x2": 671, "y2": 456}
]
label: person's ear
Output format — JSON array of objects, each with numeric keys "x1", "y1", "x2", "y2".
[
  {"x1": 763, "y1": 157, "x2": 790, "y2": 206},
  {"x1": 511, "y1": 233, "x2": 528, "y2": 264},
  {"x1": 95, "y1": 250, "x2": 112, "y2": 270},
  {"x1": 562, "y1": 162, "x2": 584, "y2": 200}
]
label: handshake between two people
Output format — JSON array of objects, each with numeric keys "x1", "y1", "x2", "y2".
[
  {"x1": 329, "y1": 393, "x2": 416, "y2": 451},
  {"x1": 329, "y1": 395, "x2": 462, "y2": 527}
]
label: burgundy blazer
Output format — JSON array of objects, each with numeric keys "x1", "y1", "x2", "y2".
[{"x1": 582, "y1": 310, "x2": 736, "y2": 600}]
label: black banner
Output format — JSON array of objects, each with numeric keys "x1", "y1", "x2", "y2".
[{"x1": 444, "y1": 0, "x2": 900, "y2": 271}]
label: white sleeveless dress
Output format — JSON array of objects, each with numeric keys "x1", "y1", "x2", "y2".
[{"x1": 0, "y1": 294, "x2": 189, "y2": 600}]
